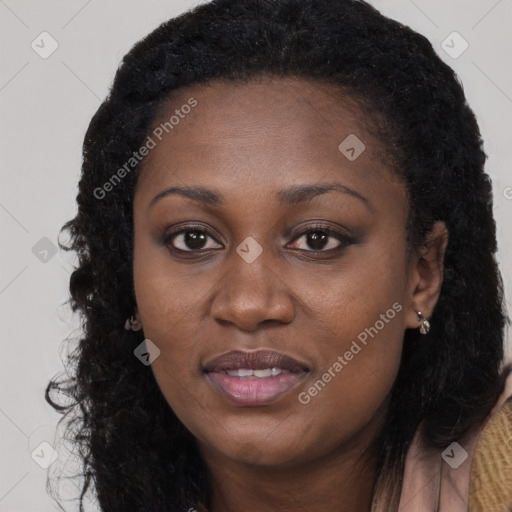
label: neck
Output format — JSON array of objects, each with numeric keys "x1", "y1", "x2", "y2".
[{"x1": 201, "y1": 428, "x2": 382, "y2": 512}]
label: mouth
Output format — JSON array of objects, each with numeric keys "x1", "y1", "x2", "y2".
[{"x1": 202, "y1": 350, "x2": 310, "y2": 406}]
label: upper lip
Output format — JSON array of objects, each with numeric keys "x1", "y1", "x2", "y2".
[{"x1": 203, "y1": 350, "x2": 310, "y2": 373}]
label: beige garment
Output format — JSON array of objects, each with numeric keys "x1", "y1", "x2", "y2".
[
  {"x1": 469, "y1": 394, "x2": 512, "y2": 511},
  {"x1": 398, "y1": 371, "x2": 512, "y2": 512}
]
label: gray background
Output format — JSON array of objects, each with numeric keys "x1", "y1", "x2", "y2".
[{"x1": 1, "y1": 0, "x2": 511, "y2": 510}]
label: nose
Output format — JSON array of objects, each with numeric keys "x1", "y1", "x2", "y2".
[{"x1": 210, "y1": 247, "x2": 295, "y2": 332}]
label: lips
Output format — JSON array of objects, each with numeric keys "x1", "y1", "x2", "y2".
[
  {"x1": 203, "y1": 350, "x2": 309, "y2": 373},
  {"x1": 203, "y1": 350, "x2": 310, "y2": 406}
]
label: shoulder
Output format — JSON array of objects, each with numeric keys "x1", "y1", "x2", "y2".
[
  {"x1": 469, "y1": 379, "x2": 512, "y2": 512},
  {"x1": 399, "y1": 365, "x2": 512, "y2": 512}
]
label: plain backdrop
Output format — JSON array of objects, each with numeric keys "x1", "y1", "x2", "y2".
[{"x1": 1, "y1": 0, "x2": 511, "y2": 510}]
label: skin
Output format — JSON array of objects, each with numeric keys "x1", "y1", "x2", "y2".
[{"x1": 132, "y1": 77, "x2": 448, "y2": 512}]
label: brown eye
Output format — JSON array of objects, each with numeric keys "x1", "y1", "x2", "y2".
[
  {"x1": 163, "y1": 226, "x2": 223, "y2": 252},
  {"x1": 287, "y1": 225, "x2": 354, "y2": 252}
]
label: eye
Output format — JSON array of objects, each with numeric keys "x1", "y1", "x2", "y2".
[
  {"x1": 287, "y1": 224, "x2": 354, "y2": 252},
  {"x1": 162, "y1": 222, "x2": 354, "y2": 255},
  {"x1": 163, "y1": 225, "x2": 223, "y2": 252}
]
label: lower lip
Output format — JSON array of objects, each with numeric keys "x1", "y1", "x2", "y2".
[{"x1": 206, "y1": 371, "x2": 308, "y2": 406}]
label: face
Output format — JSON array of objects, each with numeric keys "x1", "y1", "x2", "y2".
[{"x1": 132, "y1": 77, "x2": 435, "y2": 469}]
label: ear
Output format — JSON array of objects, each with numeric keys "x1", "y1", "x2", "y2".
[
  {"x1": 405, "y1": 221, "x2": 449, "y2": 330},
  {"x1": 134, "y1": 308, "x2": 142, "y2": 324},
  {"x1": 131, "y1": 308, "x2": 143, "y2": 331}
]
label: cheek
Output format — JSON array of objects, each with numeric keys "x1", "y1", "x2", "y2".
[
  {"x1": 133, "y1": 228, "x2": 214, "y2": 349},
  {"x1": 133, "y1": 273, "x2": 205, "y2": 404},
  {"x1": 132, "y1": 235, "x2": 208, "y2": 413},
  {"x1": 298, "y1": 288, "x2": 405, "y2": 447},
  {"x1": 295, "y1": 245, "x2": 407, "y2": 438},
  {"x1": 303, "y1": 314, "x2": 404, "y2": 432},
  {"x1": 136, "y1": 299, "x2": 212, "y2": 441}
]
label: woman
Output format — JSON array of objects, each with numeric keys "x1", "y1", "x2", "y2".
[{"x1": 46, "y1": 0, "x2": 512, "y2": 510}]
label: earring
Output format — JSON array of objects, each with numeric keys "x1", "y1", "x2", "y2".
[
  {"x1": 124, "y1": 315, "x2": 142, "y2": 331},
  {"x1": 417, "y1": 312, "x2": 430, "y2": 335}
]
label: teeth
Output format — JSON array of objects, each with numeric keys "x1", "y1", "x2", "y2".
[
  {"x1": 225, "y1": 367, "x2": 290, "y2": 378},
  {"x1": 253, "y1": 368, "x2": 272, "y2": 378}
]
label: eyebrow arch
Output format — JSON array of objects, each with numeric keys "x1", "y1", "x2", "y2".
[
  {"x1": 277, "y1": 182, "x2": 368, "y2": 206},
  {"x1": 148, "y1": 182, "x2": 369, "y2": 210}
]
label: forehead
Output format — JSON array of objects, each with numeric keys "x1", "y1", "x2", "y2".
[{"x1": 134, "y1": 77, "x2": 405, "y2": 212}]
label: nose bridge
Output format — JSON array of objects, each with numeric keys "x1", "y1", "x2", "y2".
[
  {"x1": 211, "y1": 235, "x2": 294, "y2": 330},
  {"x1": 231, "y1": 235, "x2": 273, "y2": 293}
]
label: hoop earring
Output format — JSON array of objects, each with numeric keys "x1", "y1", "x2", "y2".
[
  {"x1": 417, "y1": 311, "x2": 430, "y2": 335},
  {"x1": 124, "y1": 315, "x2": 142, "y2": 331}
]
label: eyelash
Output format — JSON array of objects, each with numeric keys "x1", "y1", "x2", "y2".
[{"x1": 161, "y1": 222, "x2": 355, "y2": 256}]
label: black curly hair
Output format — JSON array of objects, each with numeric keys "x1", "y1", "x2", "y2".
[{"x1": 46, "y1": 0, "x2": 510, "y2": 510}]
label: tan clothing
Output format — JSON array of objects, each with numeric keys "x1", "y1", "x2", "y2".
[{"x1": 399, "y1": 371, "x2": 512, "y2": 511}]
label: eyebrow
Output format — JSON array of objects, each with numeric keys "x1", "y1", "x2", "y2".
[{"x1": 148, "y1": 182, "x2": 369, "y2": 210}]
